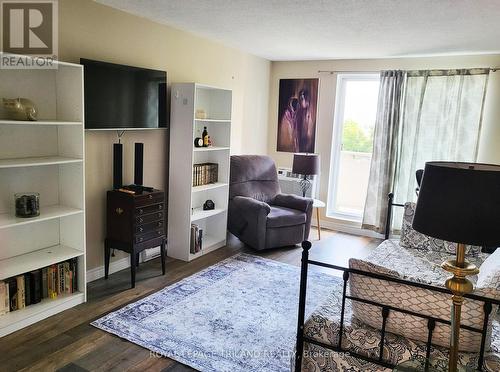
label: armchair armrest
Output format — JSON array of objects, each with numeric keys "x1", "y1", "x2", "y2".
[
  {"x1": 231, "y1": 196, "x2": 271, "y2": 216},
  {"x1": 272, "y1": 193, "x2": 313, "y2": 213},
  {"x1": 228, "y1": 196, "x2": 271, "y2": 250}
]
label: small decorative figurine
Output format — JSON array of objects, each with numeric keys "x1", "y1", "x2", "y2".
[
  {"x1": 3, "y1": 98, "x2": 38, "y2": 121},
  {"x1": 15, "y1": 192, "x2": 40, "y2": 218},
  {"x1": 203, "y1": 199, "x2": 215, "y2": 211},
  {"x1": 194, "y1": 137, "x2": 204, "y2": 147}
]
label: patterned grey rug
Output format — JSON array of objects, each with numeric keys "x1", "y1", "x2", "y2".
[{"x1": 92, "y1": 253, "x2": 340, "y2": 372}]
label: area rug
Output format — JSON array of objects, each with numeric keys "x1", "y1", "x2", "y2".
[{"x1": 91, "y1": 253, "x2": 341, "y2": 372}]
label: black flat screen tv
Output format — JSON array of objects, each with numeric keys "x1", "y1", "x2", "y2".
[{"x1": 81, "y1": 58, "x2": 167, "y2": 130}]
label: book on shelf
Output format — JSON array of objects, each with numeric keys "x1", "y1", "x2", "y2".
[
  {"x1": 6, "y1": 278, "x2": 17, "y2": 312},
  {"x1": 190, "y1": 224, "x2": 203, "y2": 253},
  {"x1": 0, "y1": 282, "x2": 9, "y2": 316},
  {"x1": 192, "y1": 163, "x2": 218, "y2": 187},
  {"x1": 0, "y1": 258, "x2": 79, "y2": 316},
  {"x1": 30, "y1": 270, "x2": 42, "y2": 304},
  {"x1": 16, "y1": 276, "x2": 25, "y2": 310},
  {"x1": 41, "y1": 267, "x2": 48, "y2": 298},
  {"x1": 24, "y1": 273, "x2": 31, "y2": 307}
]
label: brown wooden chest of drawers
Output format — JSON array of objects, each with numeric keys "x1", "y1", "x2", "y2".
[{"x1": 105, "y1": 189, "x2": 166, "y2": 288}]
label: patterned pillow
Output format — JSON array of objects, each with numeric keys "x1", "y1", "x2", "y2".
[
  {"x1": 477, "y1": 249, "x2": 500, "y2": 299},
  {"x1": 400, "y1": 202, "x2": 480, "y2": 257}
]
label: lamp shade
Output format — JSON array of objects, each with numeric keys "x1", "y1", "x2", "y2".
[
  {"x1": 292, "y1": 153, "x2": 320, "y2": 175},
  {"x1": 412, "y1": 162, "x2": 500, "y2": 246}
]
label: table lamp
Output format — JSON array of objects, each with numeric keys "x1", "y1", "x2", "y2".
[
  {"x1": 292, "y1": 153, "x2": 320, "y2": 197},
  {"x1": 412, "y1": 161, "x2": 500, "y2": 372}
]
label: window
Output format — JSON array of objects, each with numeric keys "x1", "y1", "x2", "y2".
[{"x1": 327, "y1": 74, "x2": 380, "y2": 221}]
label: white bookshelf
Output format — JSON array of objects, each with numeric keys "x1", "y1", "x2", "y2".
[
  {"x1": 0, "y1": 57, "x2": 86, "y2": 337},
  {"x1": 168, "y1": 83, "x2": 232, "y2": 261}
]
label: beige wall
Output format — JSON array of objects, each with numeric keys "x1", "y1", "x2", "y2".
[
  {"x1": 268, "y1": 55, "x2": 500, "y2": 227},
  {"x1": 58, "y1": 0, "x2": 270, "y2": 270}
]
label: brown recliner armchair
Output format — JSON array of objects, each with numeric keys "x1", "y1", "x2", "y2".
[{"x1": 228, "y1": 155, "x2": 313, "y2": 250}]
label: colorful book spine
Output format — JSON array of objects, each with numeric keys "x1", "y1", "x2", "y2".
[
  {"x1": 16, "y1": 276, "x2": 25, "y2": 310},
  {"x1": 41, "y1": 267, "x2": 48, "y2": 298},
  {"x1": 30, "y1": 270, "x2": 42, "y2": 304},
  {"x1": 6, "y1": 278, "x2": 17, "y2": 311},
  {"x1": 0, "y1": 282, "x2": 7, "y2": 316},
  {"x1": 24, "y1": 273, "x2": 31, "y2": 307},
  {"x1": 72, "y1": 258, "x2": 78, "y2": 293}
]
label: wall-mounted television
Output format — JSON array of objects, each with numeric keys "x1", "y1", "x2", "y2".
[{"x1": 81, "y1": 58, "x2": 167, "y2": 130}]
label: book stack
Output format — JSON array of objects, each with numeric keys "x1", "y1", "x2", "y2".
[
  {"x1": 192, "y1": 163, "x2": 218, "y2": 187},
  {"x1": 0, "y1": 258, "x2": 78, "y2": 316},
  {"x1": 190, "y1": 224, "x2": 203, "y2": 254}
]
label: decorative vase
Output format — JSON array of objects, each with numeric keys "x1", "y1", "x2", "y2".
[
  {"x1": 3, "y1": 98, "x2": 38, "y2": 121},
  {"x1": 15, "y1": 192, "x2": 40, "y2": 218}
]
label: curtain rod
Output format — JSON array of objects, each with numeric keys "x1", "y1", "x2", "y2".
[{"x1": 318, "y1": 68, "x2": 499, "y2": 74}]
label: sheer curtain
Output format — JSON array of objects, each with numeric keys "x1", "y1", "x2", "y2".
[
  {"x1": 362, "y1": 70, "x2": 405, "y2": 232},
  {"x1": 393, "y1": 69, "x2": 489, "y2": 205},
  {"x1": 363, "y1": 69, "x2": 489, "y2": 234}
]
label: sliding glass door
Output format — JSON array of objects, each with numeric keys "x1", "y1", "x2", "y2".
[{"x1": 327, "y1": 73, "x2": 380, "y2": 221}]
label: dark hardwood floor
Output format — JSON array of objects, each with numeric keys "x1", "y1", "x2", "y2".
[{"x1": 0, "y1": 228, "x2": 379, "y2": 372}]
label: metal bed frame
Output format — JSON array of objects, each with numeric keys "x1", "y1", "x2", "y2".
[{"x1": 294, "y1": 193, "x2": 500, "y2": 371}]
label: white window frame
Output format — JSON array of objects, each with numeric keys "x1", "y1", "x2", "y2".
[{"x1": 326, "y1": 73, "x2": 379, "y2": 222}]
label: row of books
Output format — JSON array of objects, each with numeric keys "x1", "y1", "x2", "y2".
[
  {"x1": 190, "y1": 224, "x2": 203, "y2": 254},
  {"x1": 192, "y1": 163, "x2": 218, "y2": 187},
  {"x1": 0, "y1": 258, "x2": 78, "y2": 315}
]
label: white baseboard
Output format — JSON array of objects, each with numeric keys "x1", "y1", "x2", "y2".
[
  {"x1": 313, "y1": 218, "x2": 385, "y2": 239},
  {"x1": 86, "y1": 256, "x2": 131, "y2": 283}
]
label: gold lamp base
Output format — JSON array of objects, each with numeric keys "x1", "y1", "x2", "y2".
[{"x1": 442, "y1": 243, "x2": 479, "y2": 372}]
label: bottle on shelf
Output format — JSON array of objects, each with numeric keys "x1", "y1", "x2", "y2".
[{"x1": 202, "y1": 126, "x2": 209, "y2": 147}]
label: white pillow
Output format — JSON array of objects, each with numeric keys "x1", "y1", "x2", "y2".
[{"x1": 477, "y1": 249, "x2": 500, "y2": 299}]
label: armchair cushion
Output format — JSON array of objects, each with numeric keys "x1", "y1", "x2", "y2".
[
  {"x1": 272, "y1": 193, "x2": 313, "y2": 213},
  {"x1": 267, "y1": 206, "x2": 306, "y2": 228}
]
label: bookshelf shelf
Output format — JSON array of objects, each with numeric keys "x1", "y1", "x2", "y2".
[
  {"x1": 0, "y1": 245, "x2": 84, "y2": 281},
  {"x1": 192, "y1": 182, "x2": 228, "y2": 192},
  {"x1": 191, "y1": 208, "x2": 225, "y2": 222},
  {"x1": 194, "y1": 119, "x2": 231, "y2": 123},
  {"x1": 0, "y1": 292, "x2": 84, "y2": 337},
  {"x1": 0, "y1": 156, "x2": 83, "y2": 169},
  {"x1": 169, "y1": 83, "x2": 231, "y2": 261},
  {"x1": 0, "y1": 55, "x2": 86, "y2": 336},
  {"x1": 0, "y1": 120, "x2": 81, "y2": 126},
  {"x1": 193, "y1": 146, "x2": 229, "y2": 152},
  {"x1": 0, "y1": 205, "x2": 83, "y2": 229}
]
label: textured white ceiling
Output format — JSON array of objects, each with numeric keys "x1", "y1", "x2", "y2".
[{"x1": 96, "y1": 0, "x2": 500, "y2": 61}]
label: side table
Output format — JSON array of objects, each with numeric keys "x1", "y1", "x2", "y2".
[{"x1": 313, "y1": 199, "x2": 326, "y2": 240}]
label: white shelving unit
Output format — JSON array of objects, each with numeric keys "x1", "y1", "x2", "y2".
[
  {"x1": 168, "y1": 83, "x2": 232, "y2": 261},
  {"x1": 0, "y1": 57, "x2": 86, "y2": 337}
]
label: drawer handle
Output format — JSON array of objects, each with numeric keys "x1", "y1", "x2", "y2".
[
  {"x1": 139, "y1": 227, "x2": 144, "y2": 232},
  {"x1": 157, "y1": 231, "x2": 162, "y2": 235},
  {"x1": 158, "y1": 213, "x2": 162, "y2": 218},
  {"x1": 158, "y1": 221, "x2": 163, "y2": 227},
  {"x1": 149, "y1": 194, "x2": 153, "y2": 199},
  {"x1": 158, "y1": 205, "x2": 163, "y2": 210},
  {"x1": 115, "y1": 207, "x2": 123, "y2": 215},
  {"x1": 138, "y1": 209, "x2": 144, "y2": 214},
  {"x1": 139, "y1": 218, "x2": 144, "y2": 223},
  {"x1": 138, "y1": 237, "x2": 143, "y2": 242}
]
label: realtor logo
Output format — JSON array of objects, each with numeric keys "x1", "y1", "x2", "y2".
[{"x1": 0, "y1": 0, "x2": 58, "y2": 68}]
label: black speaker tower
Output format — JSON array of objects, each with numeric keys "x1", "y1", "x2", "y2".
[
  {"x1": 113, "y1": 143, "x2": 123, "y2": 190},
  {"x1": 134, "y1": 142, "x2": 144, "y2": 186}
]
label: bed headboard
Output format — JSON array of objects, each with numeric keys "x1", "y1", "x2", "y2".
[{"x1": 384, "y1": 192, "x2": 497, "y2": 253}]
